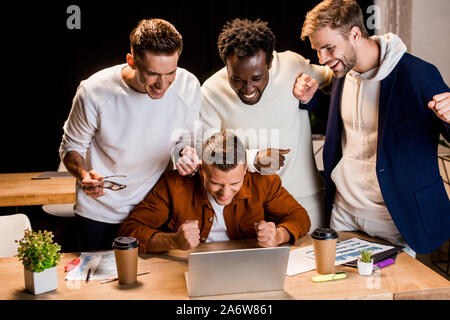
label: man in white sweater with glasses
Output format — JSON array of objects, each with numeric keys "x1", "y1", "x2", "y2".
[{"x1": 59, "y1": 19, "x2": 201, "y2": 251}]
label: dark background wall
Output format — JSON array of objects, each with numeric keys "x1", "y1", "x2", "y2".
[{"x1": 1, "y1": 0, "x2": 373, "y2": 173}]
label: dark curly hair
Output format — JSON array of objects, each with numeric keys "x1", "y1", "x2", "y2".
[
  {"x1": 130, "y1": 18, "x2": 183, "y2": 57},
  {"x1": 217, "y1": 18, "x2": 276, "y2": 65}
]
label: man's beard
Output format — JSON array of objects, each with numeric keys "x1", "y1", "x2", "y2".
[{"x1": 339, "y1": 45, "x2": 357, "y2": 76}]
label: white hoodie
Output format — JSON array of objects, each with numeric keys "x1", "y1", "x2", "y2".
[{"x1": 331, "y1": 33, "x2": 407, "y2": 223}]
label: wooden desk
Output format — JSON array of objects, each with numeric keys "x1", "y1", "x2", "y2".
[
  {"x1": 0, "y1": 232, "x2": 448, "y2": 300},
  {"x1": 0, "y1": 172, "x2": 76, "y2": 207}
]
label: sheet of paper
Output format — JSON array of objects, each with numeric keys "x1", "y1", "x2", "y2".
[
  {"x1": 89, "y1": 251, "x2": 117, "y2": 280},
  {"x1": 286, "y1": 246, "x2": 316, "y2": 276},
  {"x1": 287, "y1": 238, "x2": 395, "y2": 276},
  {"x1": 65, "y1": 251, "x2": 117, "y2": 281}
]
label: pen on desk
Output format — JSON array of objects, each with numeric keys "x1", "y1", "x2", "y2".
[
  {"x1": 86, "y1": 268, "x2": 92, "y2": 283},
  {"x1": 100, "y1": 271, "x2": 151, "y2": 284},
  {"x1": 373, "y1": 258, "x2": 395, "y2": 269}
]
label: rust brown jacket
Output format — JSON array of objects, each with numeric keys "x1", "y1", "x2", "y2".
[{"x1": 118, "y1": 170, "x2": 311, "y2": 253}]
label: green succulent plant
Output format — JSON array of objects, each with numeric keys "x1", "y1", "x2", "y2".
[
  {"x1": 16, "y1": 229, "x2": 61, "y2": 273},
  {"x1": 359, "y1": 248, "x2": 373, "y2": 263}
]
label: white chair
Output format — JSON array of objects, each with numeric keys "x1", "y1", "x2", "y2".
[
  {"x1": 42, "y1": 161, "x2": 76, "y2": 217},
  {"x1": 0, "y1": 213, "x2": 31, "y2": 258}
]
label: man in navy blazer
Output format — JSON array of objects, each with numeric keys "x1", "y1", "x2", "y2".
[{"x1": 294, "y1": 0, "x2": 449, "y2": 255}]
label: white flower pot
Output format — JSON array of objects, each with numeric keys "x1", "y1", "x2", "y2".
[
  {"x1": 357, "y1": 259, "x2": 374, "y2": 276},
  {"x1": 24, "y1": 267, "x2": 58, "y2": 295}
]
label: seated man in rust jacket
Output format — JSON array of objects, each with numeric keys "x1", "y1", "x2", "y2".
[{"x1": 118, "y1": 131, "x2": 311, "y2": 253}]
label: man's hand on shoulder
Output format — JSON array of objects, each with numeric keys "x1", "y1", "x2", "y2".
[
  {"x1": 176, "y1": 146, "x2": 201, "y2": 176},
  {"x1": 254, "y1": 148, "x2": 290, "y2": 174}
]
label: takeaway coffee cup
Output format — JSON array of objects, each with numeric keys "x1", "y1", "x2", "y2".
[
  {"x1": 112, "y1": 237, "x2": 139, "y2": 284},
  {"x1": 311, "y1": 228, "x2": 338, "y2": 274}
]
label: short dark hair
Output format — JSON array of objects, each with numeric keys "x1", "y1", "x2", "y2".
[
  {"x1": 217, "y1": 18, "x2": 275, "y2": 65},
  {"x1": 301, "y1": 0, "x2": 369, "y2": 40},
  {"x1": 130, "y1": 18, "x2": 183, "y2": 57},
  {"x1": 202, "y1": 131, "x2": 247, "y2": 172}
]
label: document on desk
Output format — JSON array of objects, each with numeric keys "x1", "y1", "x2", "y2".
[
  {"x1": 33, "y1": 171, "x2": 73, "y2": 179},
  {"x1": 287, "y1": 246, "x2": 317, "y2": 276},
  {"x1": 287, "y1": 238, "x2": 395, "y2": 276},
  {"x1": 65, "y1": 251, "x2": 118, "y2": 281}
]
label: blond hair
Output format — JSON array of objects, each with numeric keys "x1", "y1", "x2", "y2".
[{"x1": 301, "y1": 0, "x2": 369, "y2": 40}]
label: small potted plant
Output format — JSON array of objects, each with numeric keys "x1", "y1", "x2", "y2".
[
  {"x1": 16, "y1": 229, "x2": 62, "y2": 295},
  {"x1": 357, "y1": 248, "x2": 374, "y2": 276}
]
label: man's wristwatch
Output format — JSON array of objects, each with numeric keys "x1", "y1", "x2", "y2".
[{"x1": 187, "y1": 167, "x2": 198, "y2": 177}]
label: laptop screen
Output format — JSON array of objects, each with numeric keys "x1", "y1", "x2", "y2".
[{"x1": 186, "y1": 246, "x2": 290, "y2": 297}]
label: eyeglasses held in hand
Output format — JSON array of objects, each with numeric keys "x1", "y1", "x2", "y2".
[{"x1": 103, "y1": 175, "x2": 127, "y2": 191}]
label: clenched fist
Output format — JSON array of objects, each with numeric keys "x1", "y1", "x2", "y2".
[
  {"x1": 428, "y1": 92, "x2": 450, "y2": 123},
  {"x1": 176, "y1": 220, "x2": 200, "y2": 250},
  {"x1": 293, "y1": 73, "x2": 319, "y2": 103},
  {"x1": 255, "y1": 220, "x2": 290, "y2": 248}
]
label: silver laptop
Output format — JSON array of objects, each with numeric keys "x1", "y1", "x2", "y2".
[{"x1": 185, "y1": 246, "x2": 290, "y2": 297}]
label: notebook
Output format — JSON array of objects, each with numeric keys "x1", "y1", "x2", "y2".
[{"x1": 185, "y1": 246, "x2": 290, "y2": 297}]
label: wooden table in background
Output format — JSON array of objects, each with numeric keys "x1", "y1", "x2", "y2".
[
  {"x1": 0, "y1": 172, "x2": 76, "y2": 207},
  {"x1": 0, "y1": 232, "x2": 448, "y2": 300}
]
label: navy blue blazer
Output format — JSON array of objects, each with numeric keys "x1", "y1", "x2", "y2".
[{"x1": 301, "y1": 53, "x2": 450, "y2": 254}]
